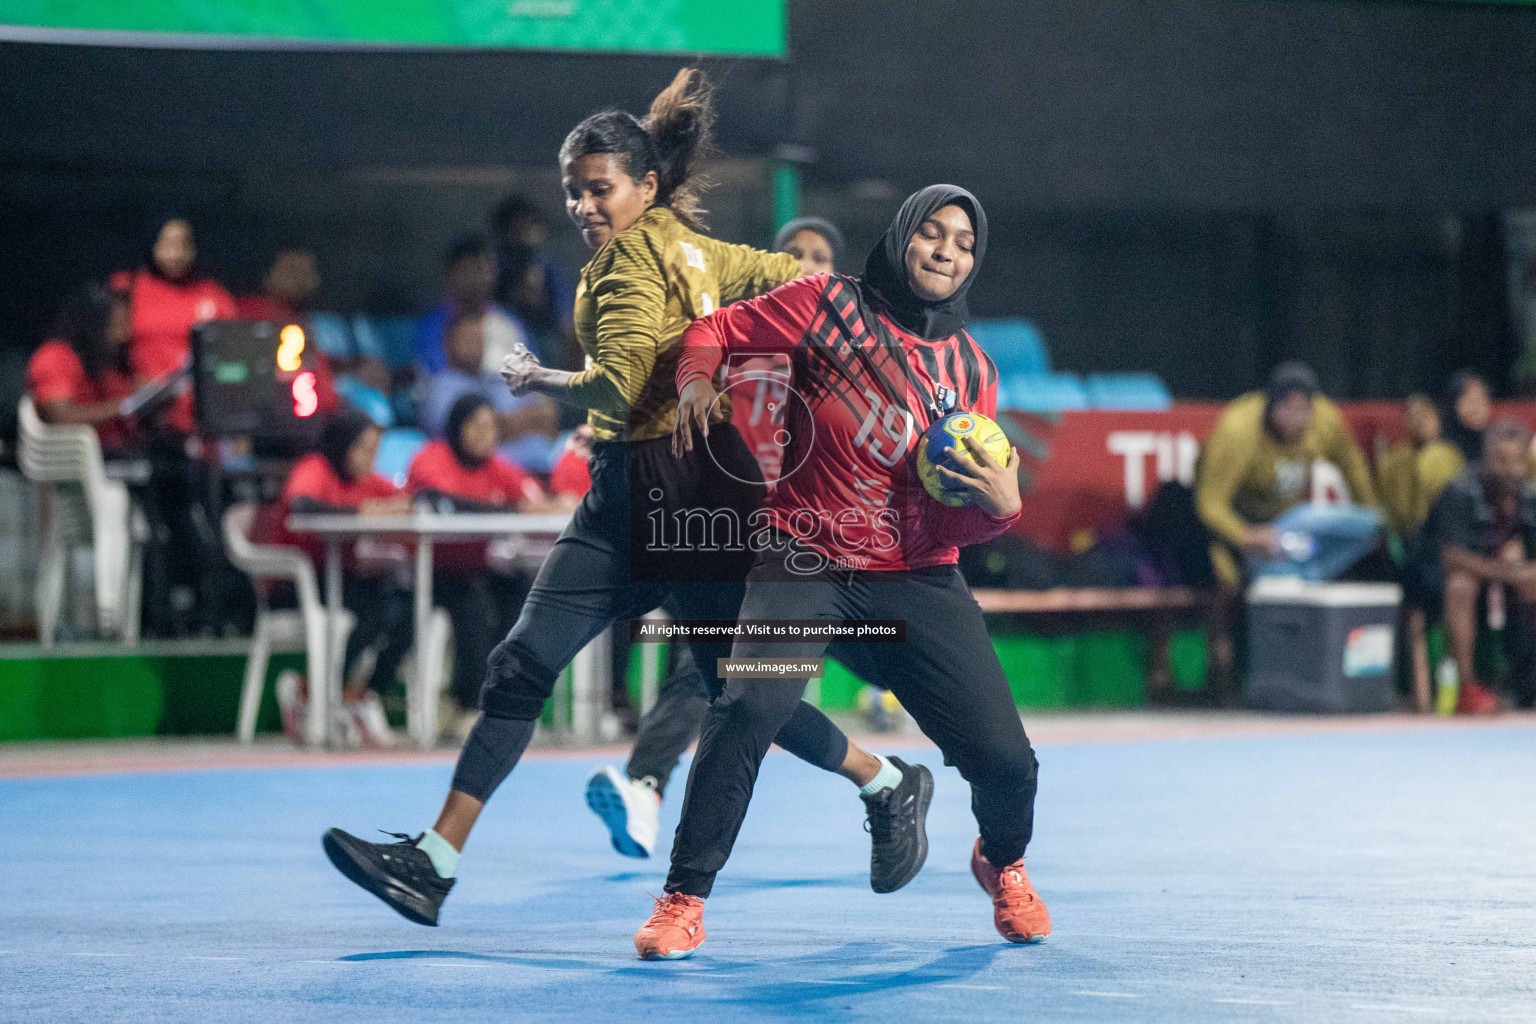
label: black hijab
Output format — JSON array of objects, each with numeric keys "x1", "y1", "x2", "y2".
[
  {"x1": 1442, "y1": 370, "x2": 1487, "y2": 463},
  {"x1": 316, "y1": 409, "x2": 376, "y2": 482},
  {"x1": 140, "y1": 211, "x2": 202, "y2": 283},
  {"x1": 445, "y1": 393, "x2": 494, "y2": 468},
  {"x1": 862, "y1": 184, "x2": 988, "y2": 341}
]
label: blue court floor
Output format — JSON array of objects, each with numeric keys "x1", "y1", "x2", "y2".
[{"x1": 3, "y1": 721, "x2": 1535, "y2": 1023}]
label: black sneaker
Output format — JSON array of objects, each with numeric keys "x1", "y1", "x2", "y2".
[
  {"x1": 322, "y1": 828, "x2": 455, "y2": 926},
  {"x1": 860, "y1": 756, "x2": 934, "y2": 894}
]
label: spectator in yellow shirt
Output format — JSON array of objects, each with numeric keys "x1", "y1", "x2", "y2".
[
  {"x1": 1376, "y1": 394, "x2": 1465, "y2": 541},
  {"x1": 1377, "y1": 394, "x2": 1465, "y2": 712},
  {"x1": 1197, "y1": 362, "x2": 1377, "y2": 584},
  {"x1": 1195, "y1": 361, "x2": 1378, "y2": 699}
]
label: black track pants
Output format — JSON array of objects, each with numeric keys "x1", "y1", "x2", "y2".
[
  {"x1": 449, "y1": 431, "x2": 850, "y2": 802},
  {"x1": 665, "y1": 545, "x2": 1038, "y2": 898}
]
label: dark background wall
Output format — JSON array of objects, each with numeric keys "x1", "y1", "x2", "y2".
[{"x1": 3, "y1": 0, "x2": 1535, "y2": 400}]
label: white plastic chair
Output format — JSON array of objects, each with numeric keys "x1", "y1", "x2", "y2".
[
  {"x1": 222, "y1": 503, "x2": 354, "y2": 746},
  {"x1": 407, "y1": 606, "x2": 454, "y2": 749},
  {"x1": 637, "y1": 607, "x2": 670, "y2": 716},
  {"x1": 17, "y1": 396, "x2": 146, "y2": 646},
  {"x1": 224, "y1": 504, "x2": 455, "y2": 748}
]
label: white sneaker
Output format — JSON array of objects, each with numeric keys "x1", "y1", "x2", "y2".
[
  {"x1": 349, "y1": 693, "x2": 397, "y2": 749},
  {"x1": 327, "y1": 703, "x2": 363, "y2": 750},
  {"x1": 584, "y1": 766, "x2": 660, "y2": 858},
  {"x1": 275, "y1": 670, "x2": 306, "y2": 745}
]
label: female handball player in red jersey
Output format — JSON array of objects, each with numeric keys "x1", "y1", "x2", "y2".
[{"x1": 637, "y1": 184, "x2": 1051, "y2": 959}]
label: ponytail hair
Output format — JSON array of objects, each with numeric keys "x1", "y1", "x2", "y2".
[
  {"x1": 643, "y1": 67, "x2": 715, "y2": 228},
  {"x1": 559, "y1": 67, "x2": 717, "y2": 231}
]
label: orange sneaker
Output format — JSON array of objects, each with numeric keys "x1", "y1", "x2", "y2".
[
  {"x1": 970, "y1": 837, "x2": 1050, "y2": 943},
  {"x1": 634, "y1": 893, "x2": 706, "y2": 960},
  {"x1": 1456, "y1": 680, "x2": 1501, "y2": 716}
]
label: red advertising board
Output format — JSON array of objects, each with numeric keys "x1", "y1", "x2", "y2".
[{"x1": 999, "y1": 402, "x2": 1536, "y2": 552}]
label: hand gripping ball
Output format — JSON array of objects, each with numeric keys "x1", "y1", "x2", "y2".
[{"x1": 916, "y1": 411, "x2": 1011, "y2": 507}]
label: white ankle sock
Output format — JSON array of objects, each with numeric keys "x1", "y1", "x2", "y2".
[
  {"x1": 859, "y1": 755, "x2": 903, "y2": 796},
  {"x1": 417, "y1": 828, "x2": 461, "y2": 878}
]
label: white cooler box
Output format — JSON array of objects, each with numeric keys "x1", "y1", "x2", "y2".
[{"x1": 1244, "y1": 578, "x2": 1402, "y2": 713}]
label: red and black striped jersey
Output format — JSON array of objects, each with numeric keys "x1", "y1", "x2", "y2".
[
  {"x1": 679, "y1": 273, "x2": 1019, "y2": 571},
  {"x1": 723, "y1": 354, "x2": 792, "y2": 488}
]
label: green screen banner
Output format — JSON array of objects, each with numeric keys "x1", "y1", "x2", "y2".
[{"x1": 0, "y1": 0, "x2": 786, "y2": 57}]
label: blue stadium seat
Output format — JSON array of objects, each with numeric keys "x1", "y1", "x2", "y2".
[
  {"x1": 352, "y1": 315, "x2": 418, "y2": 369},
  {"x1": 333, "y1": 376, "x2": 394, "y2": 427},
  {"x1": 968, "y1": 319, "x2": 1050, "y2": 377},
  {"x1": 998, "y1": 373, "x2": 1089, "y2": 413},
  {"x1": 1084, "y1": 373, "x2": 1173, "y2": 411},
  {"x1": 373, "y1": 427, "x2": 427, "y2": 488},
  {"x1": 307, "y1": 311, "x2": 357, "y2": 361}
]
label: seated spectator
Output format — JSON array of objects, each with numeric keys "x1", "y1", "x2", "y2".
[
  {"x1": 1377, "y1": 393, "x2": 1466, "y2": 711},
  {"x1": 1416, "y1": 419, "x2": 1536, "y2": 715},
  {"x1": 1195, "y1": 361, "x2": 1378, "y2": 699},
  {"x1": 415, "y1": 235, "x2": 530, "y2": 376},
  {"x1": 234, "y1": 247, "x2": 318, "y2": 323},
  {"x1": 771, "y1": 216, "x2": 845, "y2": 276},
  {"x1": 238, "y1": 247, "x2": 393, "y2": 398},
  {"x1": 548, "y1": 423, "x2": 594, "y2": 501},
  {"x1": 1377, "y1": 394, "x2": 1465, "y2": 540},
  {"x1": 492, "y1": 194, "x2": 581, "y2": 372},
  {"x1": 113, "y1": 215, "x2": 235, "y2": 635},
  {"x1": 117, "y1": 213, "x2": 236, "y2": 436},
  {"x1": 406, "y1": 394, "x2": 552, "y2": 715},
  {"x1": 1441, "y1": 370, "x2": 1493, "y2": 464},
  {"x1": 274, "y1": 410, "x2": 414, "y2": 747},
  {"x1": 235, "y1": 247, "x2": 341, "y2": 417},
  {"x1": 27, "y1": 282, "x2": 138, "y2": 453},
  {"x1": 421, "y1": 311, "x2": 561, "y2": 472}
]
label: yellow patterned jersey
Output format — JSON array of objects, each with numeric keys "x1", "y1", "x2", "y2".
[{"x1": 568, "y1": 206, "x2": 803, "y2": 442}]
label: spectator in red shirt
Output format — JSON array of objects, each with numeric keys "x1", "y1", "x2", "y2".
[
  {"x1": 234, "y1": 248, "x2": 318, "y2": 324},
  {"x1": 547, "y1": 424, "x2": 594, "y2": 499},
  {"x1": 118, "y1": 214, "x2": 237, "y2": 435},
  {"x1": 406, "y1": 394, "x2": 551, "y2": 713},
  {"x1": 111, "y1": 217, "x2": 236, "y2": 635},
  {"x1": 32, "y1": 279, "x2": 213, "y2": 638},
  {"x1": 277, "y1": 410, "x2": 414, "y2": 747},
  {"x1": 27, "y1": 282, "x2": 138, "y2": 453},
  {"x1": 236, "y1": 247, "x2": 341, "y2": 417}
]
